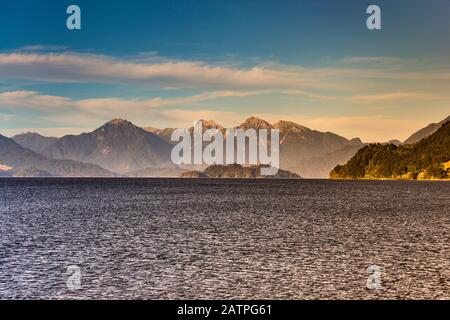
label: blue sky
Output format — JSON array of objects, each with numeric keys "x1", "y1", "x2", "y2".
[{"x1": 1, "y1": 0, "x2": 450, "y2": 141}]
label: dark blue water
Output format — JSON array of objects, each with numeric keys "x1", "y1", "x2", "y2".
[{"x1": 0, "y1": 178, "x2": 449, "y2": 299}]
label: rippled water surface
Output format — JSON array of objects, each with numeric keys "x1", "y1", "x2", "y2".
[{"x1": 0, "y1": 178, "x2": 449, "y2": 299}]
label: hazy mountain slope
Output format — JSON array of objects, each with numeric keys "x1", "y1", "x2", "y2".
[
  {"x1": 125, "y1": 166, "x2": 186, "y2": 177},
  {"x1": 298, "y1": 144, "x2": 365, "y2": 178},
  {"x1": 12, "y1": 167, "x2": 53, "y2": 177},
  {"x1": 43, "y1": 119, "x2": 173, "y2": 174},
  {"x1": 235, "y1": 117, "x2": 364, "y2": 178},
  {"x1": 12, "y1": 132, "x2": 58, "y2": 154},
  {"x1": 330, "y1": 121, "x2": 450, "y2": 179},
  {"x1": 147, "y1": 116, "x2": 364, "y2": 178},
  {"x1": 0, "y1": 134, "x2": 113, "y2": 177},
  {"x1": 258, "y1": 118, "x2": 363, "y2": 177},
  {"x1": 403, "y1": 115, "x2": 450, "y2": 144}
]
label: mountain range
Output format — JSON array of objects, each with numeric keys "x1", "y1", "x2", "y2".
[
  {"x1": 12, "y1": 132, "x2": 58, "y2": 154},
  {"x1": 144, "y1": 116, "x2": 364, "y2": 178},
  {"x1": 0, "y1": 134, "x2": 113, "y2": 177},
  {"x1": 403, "y1": 115, "x2": 450, "y2": 144},
  {"x1": 41, "y1": 119, "x2": 173, "y2": 174},
  {"x1": 2, "y1": 115, "x2": 449, "y2": 178}
]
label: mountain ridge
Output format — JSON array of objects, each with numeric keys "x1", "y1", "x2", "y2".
[
  {"x1": 403, "y1": 115, "x2": 450, "y2": 144},
  {"x1": 144, "y1": 116, "x2": 364, "y2": 178},
  {"x1": 42, "y1": 119, "x2": 173, "y2": 174},
  {"x1": 12, "y1": 132, "x2": 58, "y2": 154},
  {"x1": 0, "y1": 134, "x2": 114, "y2": 177}
]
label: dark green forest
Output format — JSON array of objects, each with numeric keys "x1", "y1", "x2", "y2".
[
  {"x1": 182, "y1": 164, "x2": 301, "y2": 179},
  {"x1": 330, "y1": 121, "x2": 450, "y2": 179}
]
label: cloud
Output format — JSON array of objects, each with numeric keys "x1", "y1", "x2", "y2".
[
  {"x1": 0, "y1": 52, "x2": 327, "y2": 90},
  {"x1": 0, "y1": 113, "x2": 14, "y2": 122},
  {"x1": 2, "y1": 51, "x2": 450, "y2": 96},
  {"x1": 0, "y1": 91, "x2": 72, "y2": 111},
  {"x1": 0, "y1": 90, "x2": 264, "y2": 113},
  {"x1": 2, "y1": 50, "x2": 449, "y2": 141},
  {"x1": 0, "y1": 90, "x2": 266, "y2": 134},
  {"x1": 279, "y1": 89, "x2": 336, "y2": 101},
  {"x1": 338, "y1": 56, "x2": 405, "y2": 66},
  {"x1": 17, "y1": 45, "x2": 70, "y2": 52},
  {"x1": 350, "y1": 92, "x2": 436, "y2": 104}
]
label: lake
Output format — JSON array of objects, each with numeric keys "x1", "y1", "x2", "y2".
[{"x1": 0, "y1": 178, "x2": 449, "y2": 299}]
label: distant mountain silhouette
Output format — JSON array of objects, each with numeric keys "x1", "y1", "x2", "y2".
[
  {"x1": 12, "y1": 132, "x2": 57, "y2": 153},
  {"x1": 383, "y1": 139, "x2": 402, "y2": 146},
  {"x1": 272, "y1": 119, "x2": 364, "y2": 178},
  {"x1": 43, "y1": 119, "x2": 173, "y2": 174},
  {"x1": 0, "y1": 134, "x2": 113, "y2": 177},
  {"x1": 298, "y1": 144, "x2": 365, "y2": 178},
  {"x1": 403, "y1": 115, "x2": 450, "y2": 144}
]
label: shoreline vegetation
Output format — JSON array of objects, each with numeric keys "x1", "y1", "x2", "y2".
[
  {"x1": 181, "y1": 164, "x2": 302, "y2": 179},
  {"x1": 329, "y1": 177, "x2": 449, "y2": 181},
  {"x1": 330, "y1": 121, "x2": 450, "y2": 180}
]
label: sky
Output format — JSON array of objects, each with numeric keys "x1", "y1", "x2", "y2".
[{"x1": 0, "y1": 0, "x2": 449, "y2": 142}]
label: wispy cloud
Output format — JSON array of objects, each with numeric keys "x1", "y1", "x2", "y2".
[
  {"x1": 279, "y1": 89, "x2": 336, "y2": 101},
  {"x1": 0, "y1": 52, "x2": 326, "y2": 90},
  {"x1": 2, "y1": 51, "x2": 450, "y2": 95},
  {"x1": 338, "y1": 56, "x2": 405, "y2": 66},
  {"x1": 0, "y1": 91, "x2": 72, "y2": 111},
  {"x1": 0, "y1": 90, "x2": 264, "y2": 112},
  {"x1": 350, "y1": 92, "x2": 436, "y2": 104},
  {"x1": 0, "y1": 113, "x2": 14, "y2": 122},
  {"x1": 17, "y1": 45, "x2": 70, "y2": 52},
  {"x1": 1, "y1": 50, "x2": 449, "y2": 141},
  {"x1": 0, "y1": 90, "x2": 266, "y2": 133}
]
